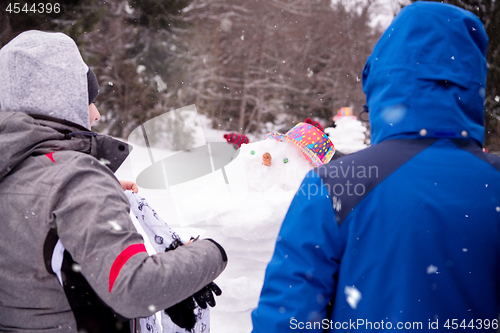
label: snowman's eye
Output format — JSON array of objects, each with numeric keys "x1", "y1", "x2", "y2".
[
  {"x1": 283, "y1": 158, "x2": 289, "y2": 164},
  {"x1": 250, "y1": 150, "x2": 255, "y2": 155}
]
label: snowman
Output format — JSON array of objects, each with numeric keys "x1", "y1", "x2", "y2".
[{"x1": 325, "y1": 107, "x2": 368, "y2": 154}]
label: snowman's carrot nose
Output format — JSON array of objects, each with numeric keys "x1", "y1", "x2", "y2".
[{"x1": 262, "y1": 152, "x2": 272, "y2": 167}]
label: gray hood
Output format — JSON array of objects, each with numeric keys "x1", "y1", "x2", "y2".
[
  {"x1": 0, "y1": 111, "x2": 130, "y2": 181},
  {"x1": 0, "y1": 30, "x2": 90, "y2": 129}
]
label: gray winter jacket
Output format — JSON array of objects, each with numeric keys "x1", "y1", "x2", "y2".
[
  {"x1": 0, "y1": 31, "x2": 227, "y2": 332},
  {"x1": 0, "y1": 112, "x2": 227, "y2": 331}
]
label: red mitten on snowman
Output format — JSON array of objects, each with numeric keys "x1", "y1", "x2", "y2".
[{"x1": 224, "y1": 132, "x2": 249, "y2": 149}]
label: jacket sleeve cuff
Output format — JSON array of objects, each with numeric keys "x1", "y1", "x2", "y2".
[{"x1": 205, "y1": 238, "x2": 227, "y2": 262}]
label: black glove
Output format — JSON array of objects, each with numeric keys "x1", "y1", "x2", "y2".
[
  {"x1": 164, "y1": 297, "x2": 197, "y2": 331},
  {"x1": 164, "y1": 237, "x2": 196, "y2": 330},
  {"x1": 163, "y1": 237, "x2": 222, "y2": 330},
  {"x1": 193, "y1": 282, "x2": 222, "y2": 309},
  {"x1": 166, "y1": 238, "x2": 183, "y2": 251}
]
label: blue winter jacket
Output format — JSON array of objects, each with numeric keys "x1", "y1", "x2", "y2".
[{"x1": 252, "y1": 2, "x2": 500, "y2": 332}]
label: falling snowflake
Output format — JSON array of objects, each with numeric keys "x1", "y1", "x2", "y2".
[
  {"x1": 99, "y1": 158, "x2": 111, "y2": 166},
  {"x1": 136, "y1": 65, "x2": 146, "y2": 74},
  {"x1": 427, "y1": 265, "x2": 438, "y2": 274},
  {"x1": 72, "y1": 263, "x2": 82, "y2": 273},
  {"x1": 108, "y1": 220, "x2": 123, "y2": 231},
  {"x1": 344, "y1": 285, "x2": 362, "y2": 309}
]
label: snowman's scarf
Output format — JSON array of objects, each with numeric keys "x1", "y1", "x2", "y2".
[{"x1": 125, "y1": 191, "x2": 210, "y2": 333}]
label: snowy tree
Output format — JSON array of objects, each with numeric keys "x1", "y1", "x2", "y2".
[
  {"x1": 178, "y1": 0, "x2": 379, "y2": 135},
  {"x1": 0, "y1": 0, "x2": 380, "y2": 139},
  {"x1": 76, "y1": 0, "x2": 194, "y2": 138},
  {"x1": 0, "y1": 0, "x2": 195, "y2": 138}
]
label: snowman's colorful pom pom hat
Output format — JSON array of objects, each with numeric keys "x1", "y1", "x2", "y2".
[{"x1": 266, "y1": 122, "x2": 335, "y2": 167}]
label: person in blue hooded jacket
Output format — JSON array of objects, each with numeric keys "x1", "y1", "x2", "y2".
[{"x1": 251, "y1": 2, "x2": 500, "y2": 332}]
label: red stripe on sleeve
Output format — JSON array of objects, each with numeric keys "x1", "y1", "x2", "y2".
[
  {"x1": 109, "y1": 243, "x2": 147, "y2": 293},
  {"x1": 46, "y1": 152, "x2": 55, "y2": 163}
]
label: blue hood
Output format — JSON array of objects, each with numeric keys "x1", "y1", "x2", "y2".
[{"x1": 362, "y1": 1, "x2": 488, "y2": 145}]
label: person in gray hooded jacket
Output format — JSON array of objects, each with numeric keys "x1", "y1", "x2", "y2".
[{"x1": 0, "y1": 30, "x2": 227, "y2": 332}]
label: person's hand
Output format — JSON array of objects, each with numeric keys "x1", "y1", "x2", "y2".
[
  {"x1": 119, "y1": 180, "x2": 138, "y2": 193},
  {"x1": 165, "y1": 297, "x2": 197, "y2": 331},
  {"x1": 184, "y1": 235, "x2": 200, "y2": 246},
  {"x1": 163, "y1": 237, "x2": 222, "y2": 330},
  {"x1": 193, "y1": 282, "x2": 222, "y2": 309},
  {"x1": 164, "y1": 282, "x2": 222, "y2": 329}
]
